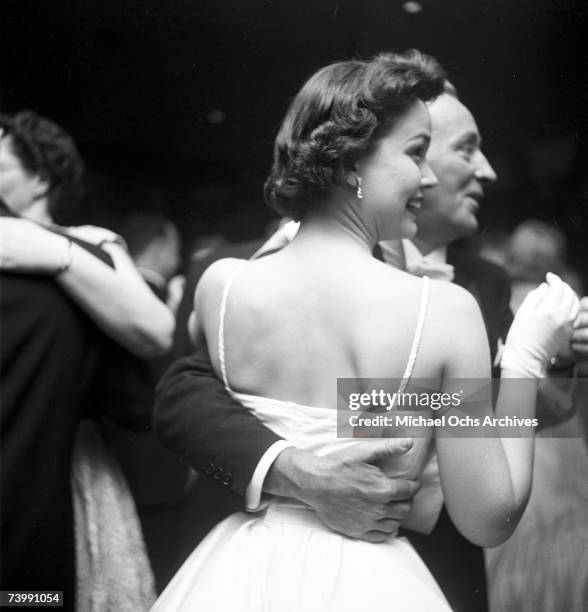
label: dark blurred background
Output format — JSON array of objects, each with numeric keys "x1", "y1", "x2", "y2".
[{"x1": 2, "y1": 0, "x2": 587, "y2": 273}]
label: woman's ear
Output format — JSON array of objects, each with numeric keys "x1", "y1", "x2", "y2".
[
  {"x1": 344, "y1": 169, "x2": 363, "y2": 199},
  {"x1": 31, "y1": 178, "x2": 50, "y2": 201},
  {"x1": 344, "y1": 171, "x2": 357, "y2": 189},
  {"x1": 345, "y1": 161, "x2": 361, "y2": 188}
]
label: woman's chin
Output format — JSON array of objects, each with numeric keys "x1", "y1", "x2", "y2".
[
  {"x1": 399, "y1": 216, "x2": 418, "y2": 239},
  {"x1": 376, "y1": 214, "x2": 417, "y2": 242}
]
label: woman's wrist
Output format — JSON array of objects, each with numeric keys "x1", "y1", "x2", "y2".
[{"x1": 500, "y1": 343, "x2": 549, "y2": 379}]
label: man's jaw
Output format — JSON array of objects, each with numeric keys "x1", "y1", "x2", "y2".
[{"x1": 413, "y1": 211, "x2": 479, "y2": 254}]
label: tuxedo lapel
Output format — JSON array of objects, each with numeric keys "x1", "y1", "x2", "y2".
[
  {"x1": 447, "y1": 246, "x2": 513, "y2": 370},
  {"x1": 447, "y1": 248, "x2": 469, "y2": 288},
  {"x1": 447, "y1": 248, "x2": 483, "y2": 302}
]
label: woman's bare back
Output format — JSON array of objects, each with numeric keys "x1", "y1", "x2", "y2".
[{"x1": 195, "y1": 247, "x2": 473, "y2": 408}]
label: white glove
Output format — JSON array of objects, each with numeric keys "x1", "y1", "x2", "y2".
[{"x1": 501, "y1": 273, "x2": 580, "y2": 378}]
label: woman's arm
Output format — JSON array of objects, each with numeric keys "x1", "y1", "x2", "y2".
[
  {"x1": 433, "y1": 278, "x2": 575, "y2": 547},
  {"x1": 0, "y1": 217, "x2": 174, "y2": 358},
  {"x1": 60, "y1": 238, "x2": 174, "y2": 357}
]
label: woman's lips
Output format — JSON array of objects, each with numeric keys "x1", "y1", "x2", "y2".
[{"x1": 406, "y1": 197, "x2": 422, "y2": 213}]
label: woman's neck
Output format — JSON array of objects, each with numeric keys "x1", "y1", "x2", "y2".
[{"x1": 289, "y1": 195, "x2": 377, "y2": 259}]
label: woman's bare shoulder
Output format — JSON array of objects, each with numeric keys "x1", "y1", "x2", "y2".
[
  {"x1": 189, "y1": 258, "x2": 248, "y2": 342},
  {"x1": 429, "y1": 279, "x2": 482, "y2": 322},
  {"x1": 429, "y1": 278, "x2": 479, "y2": 308},
  {"x1": 426, "y1": 279, "x2": 487, "y2": 351},
  {"x1": 372, "y1": 269, "x2": 484, "y2": 335},
  {"x1": 194, "y1": 257, "x2": 248, "y2": 302}
]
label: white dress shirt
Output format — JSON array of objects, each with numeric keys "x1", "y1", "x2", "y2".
[{"x1": 379, "y1": 240, "x2": 454, "y2": 281}]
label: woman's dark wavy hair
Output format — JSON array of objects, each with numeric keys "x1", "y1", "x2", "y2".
[
  {"x1": 264, "y1": 50, "x2": 446, "y2": 220},
  {"x1": 0, "y1": 110, "x2": 85, "y2": 222}
]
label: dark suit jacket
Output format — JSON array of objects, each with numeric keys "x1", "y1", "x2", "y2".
[
  {"x1": 154, "y1": 241, "x2": 513, "y2": 610},
  {"x1": 448, "y1": 246, "x2": 513, "y2": 371},
  {"x1": 0, "y1": 211, "x2": 113, "y2": 609}
]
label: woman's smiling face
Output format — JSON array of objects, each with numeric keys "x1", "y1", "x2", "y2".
[{"x1": 356, "y1": 100, "x2": 438, "y2": 242}]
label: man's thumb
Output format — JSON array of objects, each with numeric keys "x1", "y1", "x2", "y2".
[{"x1": 354, "y1": 439, "x2": 413, "y2": 464}]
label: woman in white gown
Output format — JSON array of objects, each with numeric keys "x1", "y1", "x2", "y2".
[{"x1": 153, "y1": 51, "x2": 578, "y2": 611}]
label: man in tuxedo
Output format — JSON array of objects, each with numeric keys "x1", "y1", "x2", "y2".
[{"x1": 154, "y1": 84, "x2": 586, "y2": 609}]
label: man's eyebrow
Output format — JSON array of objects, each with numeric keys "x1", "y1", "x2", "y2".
[{"x1": 452, "y1": 131, "x2": 480, "y2": 145}]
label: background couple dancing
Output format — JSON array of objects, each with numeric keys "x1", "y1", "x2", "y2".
[{"x1": 153, "y1": 50, "x2": 579, "y2": 610}]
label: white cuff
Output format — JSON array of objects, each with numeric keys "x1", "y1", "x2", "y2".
[{"x1": 244, "y1": 440, "x2": 295, "y2": 511}]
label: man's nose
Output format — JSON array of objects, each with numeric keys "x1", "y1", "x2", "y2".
[{"x1": 474, "y1": 151, "x2": 497, "y2": 184}]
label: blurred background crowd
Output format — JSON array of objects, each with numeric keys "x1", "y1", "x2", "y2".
[{"x1": 2, "y1": 0, "x2": 587, "y2": 279}]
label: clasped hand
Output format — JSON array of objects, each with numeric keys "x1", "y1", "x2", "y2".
[{"x1": 273, "y1": 440, "x2": 420, "y2": 543}]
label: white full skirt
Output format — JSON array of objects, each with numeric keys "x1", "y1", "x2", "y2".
[{"x1": 152, "y1": 501, "x2": 450, "y2": 612}]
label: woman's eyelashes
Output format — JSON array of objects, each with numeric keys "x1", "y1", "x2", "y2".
[{"x1": 407, "y1": 143, "x2": 428, "y2": 163}]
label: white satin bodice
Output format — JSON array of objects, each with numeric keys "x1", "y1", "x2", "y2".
[{"x1": 233, "y1": 391, "x2": 442, "y2": 534}]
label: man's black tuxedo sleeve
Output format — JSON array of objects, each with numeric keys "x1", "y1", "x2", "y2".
[{"x1": 153, "y1": 345, "x2": 283, "y2": 498}]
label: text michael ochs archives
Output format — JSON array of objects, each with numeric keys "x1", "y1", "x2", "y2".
[
  {"x1": 341, "y1": 388, "x2": 538, "y2": 432},
  {"x1": 346, "y1": 413, "x2": 538, "y2": 428}
]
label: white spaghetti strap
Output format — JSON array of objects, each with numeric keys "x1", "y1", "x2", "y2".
[
  {"x1": 218, "y1": 262, "x2": 248, "y2": 391},
  {"x1": 397, "y1": 276, "x2": 430, "y2": 394}
]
